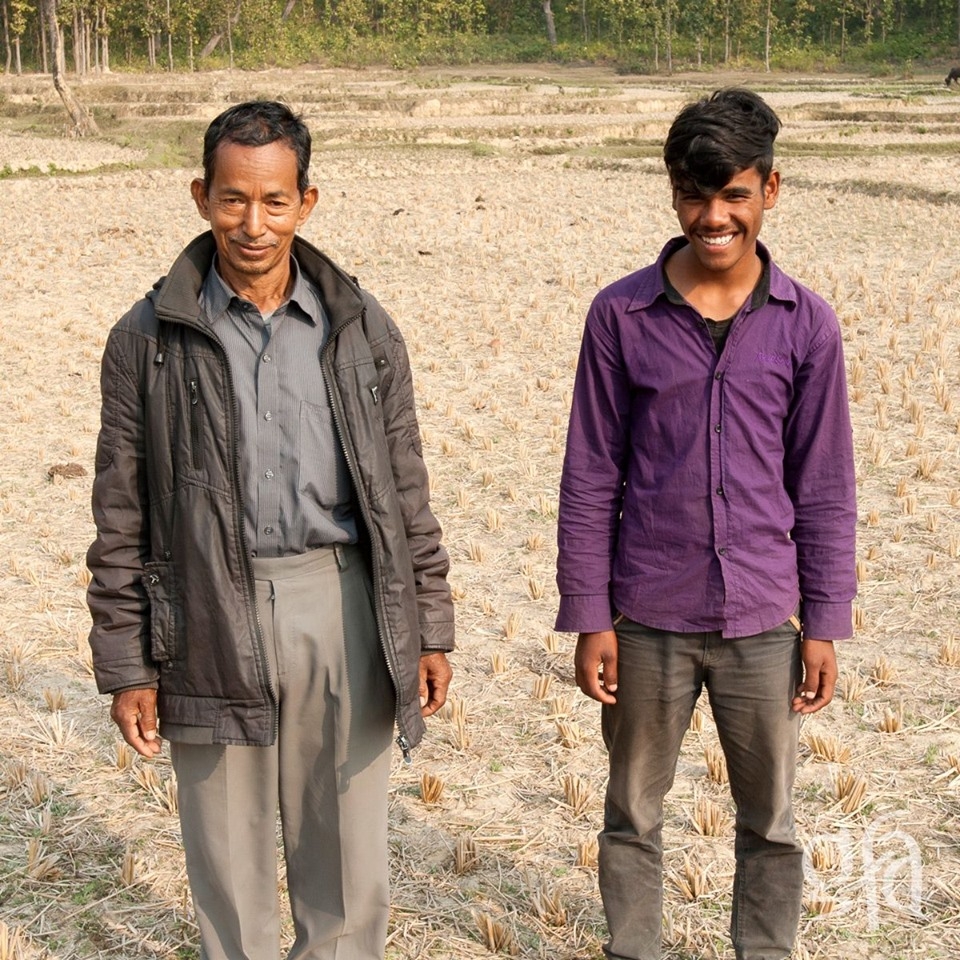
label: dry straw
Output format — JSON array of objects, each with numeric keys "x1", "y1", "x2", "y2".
[
  {"x1": 938, "y1": 636, "x2": 960, "y2": 667},
  {"x1": 870, "y1": 655, "x2": 897, "y2": 686},
  {"x1": 877, "y1": 704, "x2": 904, "y2": 734},
  {"x1": 502, "y1": 612, "x2": 521, "y2": 641},
  {"x1": 672, "y1": 855, "x2": 711, "y2": 901},
  {"x1": 809, "y1": 837, "x2": 842, "y2": 872},
  {"x1": 0, "y1": 921, "x2": 27, "y2": 960},
  {"x1": 576, "y1": 837, "x2": 599, "y2": 868},
  {"x1": 530, "y1": 882, "x2": 567, "y2": 927},
  {"x1": 703, "y1": 744, "x2": 728, "y2": 784},
  {"x1": 532, "y1": 674, "x2": 553, "y2": 700},
  {"x1": 804, "y1": 733, "x2": 852, "y2": 764},
  {"x1": 472, "y1": 911, "x2": 518, "y2": 956},
  {"x1": 840, "y1": 671, "x2": 868, "y2": 703},
  {"x1": 540, "y1": 631, "x2": 560, "y2": 654},
  {"x1": 833, "y1": 771, "x2": 868, "y2": 814},
  {"x1": 454, "y1": 834, "x2": 478, "y2": 874},
  {"x1": 688, "y1": 706, "x2": 704, "y2": 734},
  {"x1": 556, "y1": 719, "x2": 584, "y2": 748},
  {"x1": 562, "y1": 773, "x2": 593, "y2": 819},
  {"x1": 419, "y1": 772, "x2": 445, "y2": 805},
  {"x1": 121, "y1": 844, "x2": 138, "y2": 887},
  {"x1": 692, "y1": 796, "x2": 731, "y2": 837}
]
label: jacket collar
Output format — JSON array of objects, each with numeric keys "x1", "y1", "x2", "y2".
[{"x1": 151, "y1": 232, "x2": 365, "y2": 334}]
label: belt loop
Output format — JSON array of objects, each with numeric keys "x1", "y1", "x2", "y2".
[{"x1": 334, "y1": 543, "x2": 347, "y2": 571}]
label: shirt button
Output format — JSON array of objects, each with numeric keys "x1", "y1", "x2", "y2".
[
  {"x1": 264, "y1": 411, "x2": 273, "y2": 421},
  {"x1": 715, "y1": 372, "x2": 723, "y2": 380},
  {"x1": 262, "y1": 354, "x2": 272, "y2": 363},
  {"x1": 264, "y1": 469, "x2": 274, "y2": 479},
  {"x1": 716, "y1": 487, "x2": 724, "y2": 496},
  {"x1": 718, "y1": 547, "x2": 727, "y2": 555},
  {"x1": 264, "y1": 525, "x2": 274, "y2": 535},
  {"x1": 714, "y1": 423, "x2": 722, "y2": 433}
]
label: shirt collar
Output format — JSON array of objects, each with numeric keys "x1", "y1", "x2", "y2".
[
  {"x1": 627, "y1": 237, "x2": 796, "y2": 314},
  {"x1": 200, "y1": 254, "x2": 322, "y2": 326}
]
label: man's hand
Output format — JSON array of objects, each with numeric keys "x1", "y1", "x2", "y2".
[
  {"x1": 575, "y1": 630, "x2": 619, "y2": 704},
  {"x1": 110, "y1": 688, "x2": 162, "y2": 758},
  {"x1": 791, "y1": 638, "x2": 838, "y2": 714},
  {"x1": 419, "y1": 652, "x2": 452, "y2": 717}
]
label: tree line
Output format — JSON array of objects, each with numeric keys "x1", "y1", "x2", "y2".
[{"x1": 4, "y1": 1, "x2": 960, "y2": 76}]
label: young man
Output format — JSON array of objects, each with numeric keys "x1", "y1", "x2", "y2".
[
  {"x1": 555, "y1": 89, "x2": 856, "y2": 960},
  {"x1": 87, "y1": 101, "x2": 454, "y2": 960}
]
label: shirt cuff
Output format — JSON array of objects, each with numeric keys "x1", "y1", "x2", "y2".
[
  {"x1": 801, "y1": 600, "x2": 852, "y2": 641},
  {"x1": 555, "y1": 594, "x2": 614, "y2": 634}
]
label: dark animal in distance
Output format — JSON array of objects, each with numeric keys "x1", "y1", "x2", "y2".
[{"x1": 946, "y1": 67, "x2": 960, "y2": 85}]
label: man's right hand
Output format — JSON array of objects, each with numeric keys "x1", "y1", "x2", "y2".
[
  {"x1": 110, "y1": 688, "x2": 162, "y2": 758},
  {"x1": 575, "y1": 630, "x2": 619, "y2": 704}
]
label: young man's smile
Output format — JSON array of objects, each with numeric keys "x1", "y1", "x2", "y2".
[{"x1": 672, "y1": 166, "x2": 780, "y2": 281}]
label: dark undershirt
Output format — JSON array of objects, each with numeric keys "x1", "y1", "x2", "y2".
[{"x1": 661, "y1": 250, "x2": 772, "y2": 357}]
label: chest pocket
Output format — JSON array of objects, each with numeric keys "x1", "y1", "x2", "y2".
[{"x1": 298, "y1": 399, "x2": 353, "y2": 509}]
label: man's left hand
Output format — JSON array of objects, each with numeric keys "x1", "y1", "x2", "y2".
[
  {"x1": 419, "y1": 652, "x2": 452, "y2": 717},
  {"x1": 791, "y1": 638, "x2": 837, "y2": 714}
]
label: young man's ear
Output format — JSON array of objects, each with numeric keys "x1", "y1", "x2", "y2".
[
  {"x1": 191, "y1": 178, "x2": 211, "y2": 222},
  {"x1": 763, "y1": 170, "x2": 781, "y2": 210}
]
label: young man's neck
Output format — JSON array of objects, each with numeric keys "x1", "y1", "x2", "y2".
[{"x1": 665, "y1": 241, "x2": 763, "y2": 321}]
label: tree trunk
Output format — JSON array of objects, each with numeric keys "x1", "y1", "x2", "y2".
[
  {"x1": 665, "y1": 1, "x2": 672, "y2": 75},
  {"x1": 72, "y1": 5, "x2": 80, "y2": 73},
  {"x1": 188, "y1": 30, "x2": 194, "y2": 71},
  {"x1": 100, "y1": 4, "x2": 110, "y2": 72},
  {"x1": 41, "y1": 0, "x2": 98, "y2": 135},
  {"x1": 2, "y1": 1, "x2": 10, "y2": 74},
  {"x1": 724, "y1": 0, "x2": 730, "y2": 62},
  {"x1": 200, "y1": 3, "x2": 241, "y2": 59},
  {"x1": 39, "y1": 0, "x2": 48, "y2": 72},
  {"x1": 542, "y1": 0, "x2": 556, "y2": 47},
  {"x1": 282, "y1": 0, "x2": 297, "y2": 20},
  {"x1": 166, "y1": 0, "x2": 173, "y2": 70},
  {"x1": 764, "y1": 0, "x2": 771, "y2": 72}
]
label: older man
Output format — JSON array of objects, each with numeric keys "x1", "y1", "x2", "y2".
[{"x1": 87, "y1": 100, "x2": 454, "y2": 960}]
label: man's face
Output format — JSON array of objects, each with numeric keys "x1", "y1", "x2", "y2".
[
  {"x1": 671, "y1": 166, "x2": 780, "y2": 277},
  {"x1": 191, "y1": 140, "x2": 317, "y2": 290}
]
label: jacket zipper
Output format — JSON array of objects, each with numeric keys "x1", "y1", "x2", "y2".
[
  {"x1": 169, "y1": 319, "x2": 279, "y2": 743},
  {"x1": 321, "y1": 310, "x2": 411, "y2": 763},
  {"x1": 188, "y1": 378, "x2": 203, "y2": 470}
]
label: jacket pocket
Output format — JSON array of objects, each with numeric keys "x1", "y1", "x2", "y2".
[{"x1": 142, "y1": 561, "x2": 182, "y2": 663}]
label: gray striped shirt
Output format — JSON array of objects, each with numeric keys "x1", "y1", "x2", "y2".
[{"x1": 200, "y1": 257, "x2": 357, "y2": 557}]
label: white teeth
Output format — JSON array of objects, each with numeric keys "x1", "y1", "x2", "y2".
[{"x1": 701, "y1": 234, "x2": 734, "y2": 247}]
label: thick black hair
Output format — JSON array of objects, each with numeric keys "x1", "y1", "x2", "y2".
[
  {"x1": 203, "y1": 100, "x2": 311, "y2": 197},
  {"x1": 663, "y1": 88, "x2": 781, "y2": 195}
]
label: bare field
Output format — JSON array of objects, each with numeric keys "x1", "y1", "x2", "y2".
[{"x1": 1, "y1": 66, "x2": 959, "y2": 960}]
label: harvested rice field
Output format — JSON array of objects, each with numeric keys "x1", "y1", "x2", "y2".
[{"x1": 1, "y1": 64, "x2": 959, "y2": 959}]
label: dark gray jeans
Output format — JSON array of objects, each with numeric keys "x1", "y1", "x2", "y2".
[{"x1": 599, "y1": 616, "x2": 803, "y2": 960}]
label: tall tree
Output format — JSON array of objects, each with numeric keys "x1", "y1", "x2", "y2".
[
  {"x1": 40, "y1": 0, "x2": 98, "y2": 134},
  {"x1": 542, "y1": 0, "x2": 556, "y2": 45}
]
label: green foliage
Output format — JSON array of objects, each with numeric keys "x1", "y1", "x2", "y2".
[{"x1": 5, "y1": 0, "x2": 960, "y2": 72}]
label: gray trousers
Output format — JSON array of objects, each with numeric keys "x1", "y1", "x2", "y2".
[
  {"x1": 599, "y1": 616, "x2": 803, "y2": 960},
  {"x1": 170, "y1": 545, "x2": 396, "y2": 960}
]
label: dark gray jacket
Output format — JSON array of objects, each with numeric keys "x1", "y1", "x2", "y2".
[{"x1": 87, "y1": 233, "x2": 454, "y2": 751}]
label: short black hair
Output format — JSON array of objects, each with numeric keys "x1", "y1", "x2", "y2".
[
  {"x1": 203, "y1": 100, "x2": 311, "y2": 197},
  {"x1": 663, "y1": 88, "x2": 781, "y2": 195}
]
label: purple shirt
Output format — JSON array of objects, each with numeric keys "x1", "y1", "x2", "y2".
[{"x1": 555, "y1": 239, "x2": 856, "y2": 641}]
